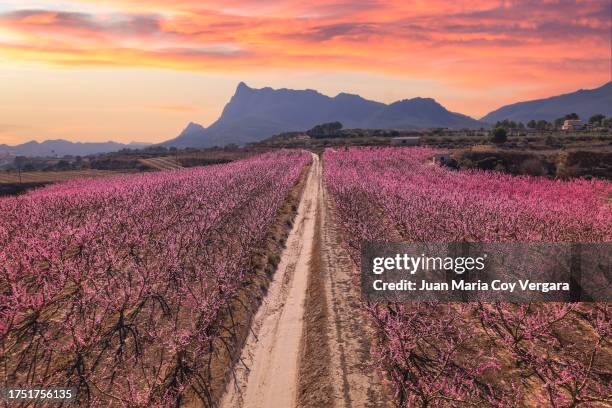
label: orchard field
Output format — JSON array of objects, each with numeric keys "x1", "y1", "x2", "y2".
[
  {"x1": 0, "y1": 170, "x2": 128, "y2": 185},
  {"x1": 1, "y1": 146, "x2": 610, "y2": 408},
  {"x1": 0, "y1": 150, "x2": 311, "y2": 407},
  {"x1": 324, "y1": 147, "x2": 611, "y2": 407}
]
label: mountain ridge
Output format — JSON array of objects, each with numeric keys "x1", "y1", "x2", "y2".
[
  {"x1": 0, "y1": 139, "x2": 151, "y2": 157},
  {"x1": 163, "y1": 83, "x2": 484, "y2": 147},
  {"x1": 7, "y1": 82, "x2": 610, "y2": 154},
  {"x1": 481, "y1": 82, "x2": 612, "y2": 123}
]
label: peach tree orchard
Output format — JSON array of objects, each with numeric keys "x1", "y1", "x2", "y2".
[
  {"x1": 0, "y1": 151, "x2": 310, "y2": 407},
  {"x1": 325, "y1": 147, "x2": 611, "y2": 407}
]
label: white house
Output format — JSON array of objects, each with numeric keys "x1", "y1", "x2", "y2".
[{"x1": 561, "y1": 119, "x2": 583, "y2": 131}]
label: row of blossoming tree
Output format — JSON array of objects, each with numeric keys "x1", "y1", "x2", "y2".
[
  {"x1": 0, "y1": 150, "x2": 310, "y2": 407},
  {"x1": 324, "y1": 147, "x2": 611, "y2": 407}
]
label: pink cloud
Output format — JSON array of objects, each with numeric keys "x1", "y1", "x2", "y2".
[{"x1": 0, "y1": 1, "x2": 609, "y2": 99}]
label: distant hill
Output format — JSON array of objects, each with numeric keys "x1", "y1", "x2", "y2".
[
  {"x1": 163, "y1": 82, "x2": 483, "y2": 147},
  {"x1": 481, "y1": 82, "x2": 612, "y2": 123},
  {"x1": 0, "y1": 140, "x2": 151, "y2": 157}
]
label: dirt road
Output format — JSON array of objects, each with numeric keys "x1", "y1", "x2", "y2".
[
  {"x1": 220, "y1": 153, "x2": 390, "y2": 408},
  {"x1": 221, "y1": 154, "x2": 320, "y2": 408},
  {"x1": 308, "y1": 177, "x2": 393, "y2": 408}
]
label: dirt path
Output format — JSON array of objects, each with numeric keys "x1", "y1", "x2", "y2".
[
  {"x1": 308, "y1": 169, "x2": 394, "y2": 408},
  {"x1": 220, "y1": 153, "x2": 391, "y2": 408},
  {"x1": 221, "y1": 154, "x2": 321, "y2": 408}
]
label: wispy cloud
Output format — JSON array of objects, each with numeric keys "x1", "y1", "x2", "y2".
[{"x1": 0, "y1": 0, "x2": 608, "y2": 88}]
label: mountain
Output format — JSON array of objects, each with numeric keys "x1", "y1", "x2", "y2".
[
  {"x1": 367, "y1": 97, "x2": 482, "y2": 129},
  {"x1": 481, "y1": 82, "x2": 612, "y2": 123},
  {"x1": 163, "y1": 82, "x2": 483, "y2": 147},
  {"x1": 0, "y1": 140, "x2": 151, "y2": 157}
]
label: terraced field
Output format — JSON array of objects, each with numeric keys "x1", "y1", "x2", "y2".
[{"x1": 138, "y1": 156, "x2": 183, "y2": 171}]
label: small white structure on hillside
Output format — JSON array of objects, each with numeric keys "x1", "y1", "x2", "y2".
[
  {"x1": 561, "y1": 119, "x2": 583, "y2": 131},
  {"x1": 391, "y1": 136, "x2": 421, "y2": 146}
]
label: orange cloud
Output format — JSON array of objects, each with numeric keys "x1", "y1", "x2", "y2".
[
  {"x1": 0, "y1": 0, "x2": 609, "y2": 116},
  {"x1": 0, "y1": 0, "x2": 610, "y2": 82}
]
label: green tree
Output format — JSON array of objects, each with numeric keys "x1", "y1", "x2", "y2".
[
  {"x1": 588, "y1": 114, "x2": 605, "y2": 125},
  {"x1": 527, "y1": 120, "x2": 537, "y2": 129},
  {"x1": 565, "y1": 113, "x2": 579, "y2": 120},
  {"x1": 536, "y1": 120, "x2": 550, "y2": 131},
  {"x1": 306, "y1": 121, "x2": 343, "y2": 138},
  {"x1": 491, "y1": 127, "x2": 508, "y2": 144},
  {"x1": 494, "y1": 119, "x2": 517, "y2": 129}
]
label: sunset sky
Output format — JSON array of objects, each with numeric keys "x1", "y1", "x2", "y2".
[{"x1": 1, "y1": 0, "x2": 610, "y2": 144}]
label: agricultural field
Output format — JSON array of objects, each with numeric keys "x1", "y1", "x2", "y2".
[
  {"x1": 0, "y1": 170, "x2": 129, "y2": 184},
  {"x1": 0, "y1": 170, "x2": 138, "y2": 197},
  {"x1": 137, "y1": 156, "x2": 183, "y2": 171},
  {"x1": 3, "y1": 0, "x2": 610, "y2": 406},
  {"x1": 324, "y1": 147, "x2": 611, "y2": 406},
  {"x1": 1, "y1": 146, "x2": 610, "y2": 408},
  {"x1": 0, "y1": 150, "x2": 311, "y2": 406},
  {"x1": 0, "y1": 147, "x2": 269, "y2": 198},
  {"x1": 256, "y1": 129, "x2": 612, "y2": 180}
]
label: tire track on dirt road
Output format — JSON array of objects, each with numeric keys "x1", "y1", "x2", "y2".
[{"x1": 310, "y1": 167, "x2": 394, "y2": 408}]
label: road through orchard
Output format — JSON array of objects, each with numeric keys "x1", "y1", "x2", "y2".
[
  {"x1": 0, "y1": 151, "x2": 310, "y2": 407},
  {"x1": 221, "y1": 152, "x2": 391, "y2": 408},
  {"x1": 2, "y1": 146, "x2": 610, "y2": 407},
  {"x1": 221, "y1": 154, "x2": 320, "y2": 408}
]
